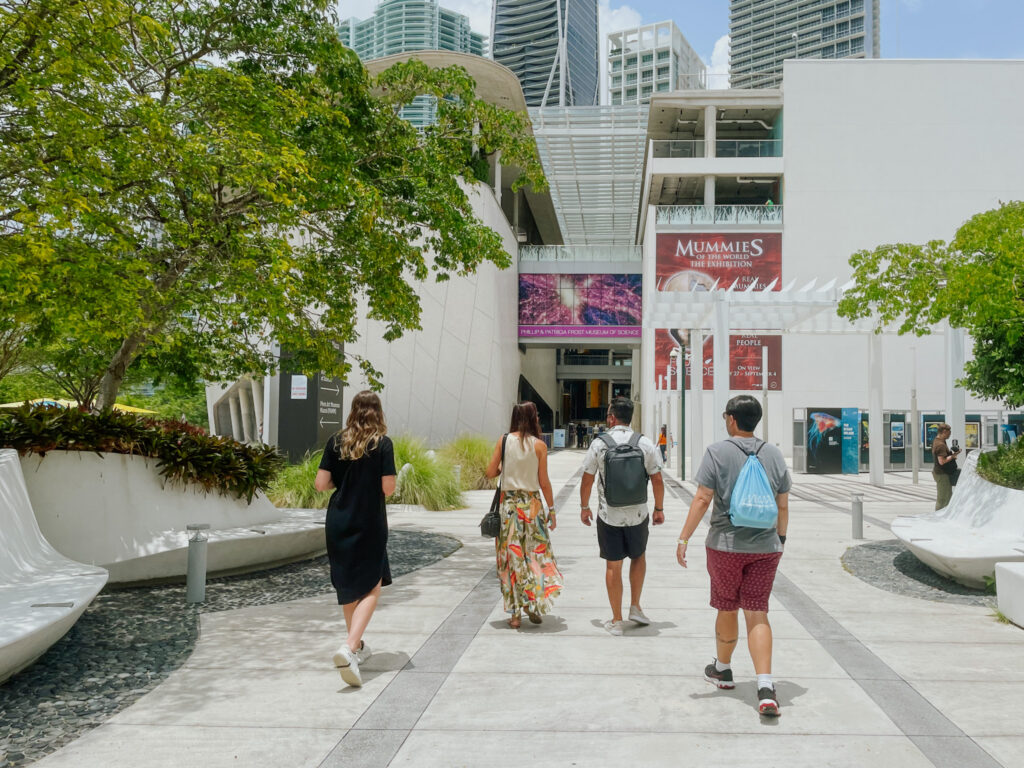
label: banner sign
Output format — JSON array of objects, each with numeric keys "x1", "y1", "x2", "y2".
[
  {"x1": 839, "y1": 408, "x2": 859, "y2": 474},
  {"x1": 519, "y1": 273, "x2": 641, "y2": 338},
  {"x1": 807, "y1": 408, "x2": 843, "y2": 474},
  {"x1": 654, "y1": 329, "x2": 781, "y2": 391},
  {"x1": 656, "y1": 233, "x2": 782, "y2": 292}
]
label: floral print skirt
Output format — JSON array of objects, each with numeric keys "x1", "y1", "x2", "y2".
[{"x1": 496, "y1": 489, "x2": 564, "y2": 615}]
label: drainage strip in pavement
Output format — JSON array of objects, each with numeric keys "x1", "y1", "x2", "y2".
[{"x1": 319, "y1": 469, "x2": 585, "y2": 768}]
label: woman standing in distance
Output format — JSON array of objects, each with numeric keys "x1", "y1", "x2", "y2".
[
  {"x1": 486, "y1": 402, "x2": 564, "y2": 628},
  {"x1": 315, "y1": 391, "x2": 396, "y2": 687}
]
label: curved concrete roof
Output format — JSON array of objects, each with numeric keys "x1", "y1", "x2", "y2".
[{"x1": 362, "y1": 51, "x2": 529, "y2": 116}]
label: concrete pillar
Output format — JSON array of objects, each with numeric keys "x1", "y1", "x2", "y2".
[
  {"x1": 237, "y1": 384, "x2": 254, "y2": 444},
  {"x1": 640, "y1": 207, "x2": 657, "y2": 440},
  {"x1": 945, "y1": 324, "x2": 966, "y2": 444},
  {"x1": 690, "y1": 328, "x2": 704, "y2": 478},
  {"x1": 705, "y1": 104, "x2": 717, "y2": 158},
  {"x1": 228, "y1": 395, "x2": 243, "y2": 443},
  {"x1": 249, "y1": 377, "x2": 264, "y2": 444},
  {"x1": 712, "y1": 294, "x2": 730, "y2": 441},
  {"x1": 869, "y1": 333, "x2": 885, "y2": 487},
  {"x1": 704, "y1": 175, "x2": 715, "y2": 210}
]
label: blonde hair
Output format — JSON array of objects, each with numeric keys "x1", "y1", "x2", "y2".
[{"x1": 338, "y1": 391, "x2": 387, "y2": 460}]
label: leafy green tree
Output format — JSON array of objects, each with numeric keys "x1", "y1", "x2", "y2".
[
  {"x1": 837, "y1": 201, "x2": 1024, "y2": 406},
  {"x1": 1, "y1": 1, "x2": 544, "y2": 409}
]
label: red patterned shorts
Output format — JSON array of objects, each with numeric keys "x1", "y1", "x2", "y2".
[{"x1": 705, "y1": 547, "x2": 783, "y2": 612}]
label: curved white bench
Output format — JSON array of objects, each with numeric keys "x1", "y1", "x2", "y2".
[
  {"x1": 19, "y1": 451, "x2": 326, "y2": 584},
  {"x1": 1, "y1": 449, "x2": 108, "y2": 684},
  {"x1": 892, "y1": 452, "x2": 1024, "y2": 588}
]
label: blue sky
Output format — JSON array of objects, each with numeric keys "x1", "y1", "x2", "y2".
[{"x1": 336, "y1": 0, "x2": 1024, "y2": 70}]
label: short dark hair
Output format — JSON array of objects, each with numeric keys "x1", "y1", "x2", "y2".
[
  {"x1": 725, "y1": 395, "x2": 762, "y2": 432},
  {"x1": 607, "y1": 396, "x2": 634, "y2": 424}
]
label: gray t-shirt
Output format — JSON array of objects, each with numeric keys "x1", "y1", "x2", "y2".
[{"x1": 694, "y1": 436, "x2": 791, "y2": 553}]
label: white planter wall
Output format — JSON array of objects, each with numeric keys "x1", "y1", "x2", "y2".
[{"x1": 20, "y1": 451, "x2": 324, "y2": 583}]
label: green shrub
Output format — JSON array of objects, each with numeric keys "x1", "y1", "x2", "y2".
[
  {"x1": 266, "y1": 450, "x2": 333, "y2": 509},
  {"x1": 977, "y1": 439, "x2": 1024, "y2": 490},
  {"x1": 391, "y1": 435, "x2": 464, "y2": 510},
  {"x1": 439, "y1": 433, "x2": 497, "y2": 491},
  {"x1": 0, "y1": 404, "x2": 282, "y2": 502}
]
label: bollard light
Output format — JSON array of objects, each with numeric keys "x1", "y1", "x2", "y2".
[
  {"x1": 851, "y1": 494, "x2": 864, "y2": 540},
  {"x1": 186, "y1": 523, "x2": 211, "y2": 604}
]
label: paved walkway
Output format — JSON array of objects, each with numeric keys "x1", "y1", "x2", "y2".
[{"x1": 33, "y1": 451, "x2": 1023, "y2": 767}]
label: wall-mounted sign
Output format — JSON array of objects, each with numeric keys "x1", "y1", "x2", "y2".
[
  {"x1": 654, "y1": 329, "x2": 782, "y2": 391},
  {"x1": 656, "y1": 233, "x2": 782, "y2": 292},
  {"x1": 519, "y1": 273, "x2": 641, "y2": 338},
  {"x1": 290, "y1": 374, "x2": 308, "y2": 400}
]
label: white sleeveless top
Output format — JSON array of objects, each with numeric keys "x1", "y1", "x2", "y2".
[{"x1": 501, "y1": 434, "x2": 540, "y2": 491}]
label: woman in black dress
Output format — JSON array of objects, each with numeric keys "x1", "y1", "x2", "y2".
[{"x1": 315, "y1": 391, "x2": 396, "y2": 687}]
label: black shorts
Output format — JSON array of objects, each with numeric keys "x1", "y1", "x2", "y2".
[{"x1": 597, "y1": 516, "x2": 650, "y2": 561}]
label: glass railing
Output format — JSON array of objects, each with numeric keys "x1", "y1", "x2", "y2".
[
  {"x1": 715, "y1": 139, "x2": 782, "y2": 158},
  {"x1": 651, "y1": 139, "x2": 706, "y2": 159},
  {"x1": 518, "y1": 245, "x2": 643, "y2": 262},
  {"x1": 656, "y1": 205, "x2": 783, "y2": 225}
]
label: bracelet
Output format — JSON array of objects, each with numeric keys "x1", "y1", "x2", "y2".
[
  {"x1": 548, "y1": 506, "x2": 556, "y2": 513},
  {"x1": 581, "y1": 505, "x2": 590, "y2": 511},
  {"x1": 677, "y1": 538, "x2": 688, "y2": 545},
  {"x1": 654, "y1": 507, "x2": 664, "y2": 512}
]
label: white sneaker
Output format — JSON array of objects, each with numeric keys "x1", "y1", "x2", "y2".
[
  {"x1": 603, "y1": 619, "x2": 625, "y2": 636},
  {"x1": 354, "y1": 641, "x2": 371, "y2": 666},
  {"x1": 333, "y1": 645, "x2": 362, "y2": 687},
  {"x1": 628, "y1": 605, "x2": 651, "y2": 626}
]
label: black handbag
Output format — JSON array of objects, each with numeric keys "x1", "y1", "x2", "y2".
[{"x1": 480, "y1": 433, "x2": 506, "y2": 538}]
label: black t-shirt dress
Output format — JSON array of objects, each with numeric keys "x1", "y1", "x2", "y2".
[{"x1": 318, "y1": 434, "x2": 396, "y2": 604}]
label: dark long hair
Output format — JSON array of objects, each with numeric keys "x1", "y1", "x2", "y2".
[{"x1": 509, "y1": 401, "x2": 542, "y2": 445}]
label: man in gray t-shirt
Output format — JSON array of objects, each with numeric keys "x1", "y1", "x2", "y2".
[{"x1": 676, "y1": 395, "x2": 791, "y2": 718}]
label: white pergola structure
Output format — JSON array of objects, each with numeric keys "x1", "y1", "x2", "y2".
[{"x1": 641, "y1": 277, "x2": 968, "y2": 487}]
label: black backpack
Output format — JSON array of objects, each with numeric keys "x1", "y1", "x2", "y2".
[{"x1": 597, "y1": 432, "x2": 649, "y2": 507}]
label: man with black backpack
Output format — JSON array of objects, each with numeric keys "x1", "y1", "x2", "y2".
[
  {"x1": 676, "y1": 395, "x2": 790, "y2": 717},
  {"x1": 579, "y1": 397, "x2": 665, "y2": 636}
]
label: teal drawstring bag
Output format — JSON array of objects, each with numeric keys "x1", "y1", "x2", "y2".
[{"x1": 728, "y1": 441, "x2": 778, "y2": 529}]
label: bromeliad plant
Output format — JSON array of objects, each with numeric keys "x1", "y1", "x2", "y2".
[{"x1": 0, "y1": 404, "x2": 282, "y2": 502}]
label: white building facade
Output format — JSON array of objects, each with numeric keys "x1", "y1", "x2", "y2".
[{"x1": 607, "y1": 21, "x2": 706, "y2": 105}]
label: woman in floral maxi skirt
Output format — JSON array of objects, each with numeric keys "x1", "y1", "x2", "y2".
[{"x1": 486, "y1": 402, "x2": 564, "y2": 628}]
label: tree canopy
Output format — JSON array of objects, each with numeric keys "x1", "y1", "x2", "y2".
[
  {"x1": 0, "y1": 0, "x2": 544, "y2": 409},
  {"x1": 837, "y1": 201, "x2": 1024, "y2": 407}
]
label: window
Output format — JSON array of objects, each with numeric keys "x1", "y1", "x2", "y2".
[
  {"x1": 625, "y1": 87, "x2": 637, "y2": 99},
  {"x1": 611, "y1": 60, "x2": 622, "y2": 72},
  {"x1": 642, "y1": 69, "x2": 653, "y2": 82},
  {"x1": 850, "y1": 37, "x2": 864, "y2": 54},
  {"x1": 625, "y1": 56, "x2": 637, "y2": 67},
  {"x1": 657, "y1": 49, "x2": 669, "y2": 61},
  {"x1": 836, "y1": 20, "x2": 849, "y2": 37},
  {"x1": 837, "y1": 1, "x2": 850, "y2": 18},
  {"x1": 656, "y1": 81, "x2": 669, "y2": 91},
  {"x1": 611, "y1": 75, "x2": 621, "y2": 87},
  {"x1": 822, "y1": 7, "x2": 834, "y2": 22},
  {"x1": 836, "y1": 39, "x2": 850, "y2": 56},
  {"x1": 611, "y1": 93, "x2": 622, "y2": 105},
  {"x1": 821, "y1": 44, "x2": 835, "y2": 59},
  {"x1": 641, "y1": 85, "x2": 652, "y2": 97},
  {"x1": 851, "y1": 0, "x2": 864, "y2": 10},
  {"x1": 851, "y1": 17, "x2": 864, "y2": 34},
  {"x1": 626, "y1": 72, "x2": 637, "y2": 84},
  {"x1": 641, "y1": 53, "x2": 653, "y2": 64},
  {"x1": 657, "y1": 66, "x2": 670, "y2": 79},
  {"x1": 821, "y1": 25, "x2": 834, "y2": 42}
]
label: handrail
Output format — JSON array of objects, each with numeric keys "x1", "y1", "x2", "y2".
[
  {"x1": 519, "y1": 245, "x2": 643, "y2": 262},
  {"x1": 651, "y1": 139, "x2": 706, "y2": 159},
  {"x1": 715, "y1": 139, "x2": 782, "y2": 158}
]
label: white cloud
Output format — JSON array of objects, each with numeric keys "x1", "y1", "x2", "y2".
[
  {"x1": 598, "y1": 0, "x2": 644, "y2": 104},
  {"x1": 704, "y1": 34, "x2": 730, "y2": 89}
]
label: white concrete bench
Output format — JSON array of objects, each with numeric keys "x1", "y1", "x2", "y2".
[
  {"x1": 892, "y1": 452, "x2": 1024, "y2": 589},
  {"x1": 996, "y1": 562, "x2": 1024, "y2": 628},
  {"x1": 1, "y1": 449, "x2": 108, "y2": 683},
  {"x1": 20, "y1": 451, "x2": 326, "y2": 584}
]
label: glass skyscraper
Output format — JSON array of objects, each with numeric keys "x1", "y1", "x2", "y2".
[
  {"x1": 492, "y1": 0, "x2": 599, "y2": 107},
  {"x1": 730, "y1": 0, "x2": 880, "y2": 89},
  {"x1": 340, "y1": 0, "x2": 487, "y2": 126}
]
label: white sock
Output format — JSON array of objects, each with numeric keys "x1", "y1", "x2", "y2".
[
  {"x1": 715, "y1": 659, "x2": 731, "y2": 672},
  {"x1": 757, "y1": 673, "x2": 774, "y2": 690}
]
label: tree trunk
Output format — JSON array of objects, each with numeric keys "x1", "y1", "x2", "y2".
[{"x1": 95, "y1": 331, "x2": 147, "y2": 411}]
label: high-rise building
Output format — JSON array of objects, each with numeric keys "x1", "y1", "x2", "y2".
[
  {"x1": 607, "y1": 21, "x2": 706, "y2": 105},
  {"x1": 729, "y1": 0, "x2": 880, "y2": 89},
  {"x1": 340, "y1": 0, "x2": 487, "y2": 125},
  {"x1": 491, "y1": 0, "x2": 599, "y2": 107}
]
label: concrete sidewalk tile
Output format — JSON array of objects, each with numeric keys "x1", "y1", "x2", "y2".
[
  {"x1": 417, "y1": 673, "x2": 904, "y2": 735},
  {"x1": 319, "y1": 728, "x2": 410, "y2": 768},
  {"x1": 31, "y1": 724, "x2": 345, "y2": 768},
  {"x1": 352, "y1": 671, "x2": 448, "y2": 730},
  {"x1": 827, "y1": 609, "x2": 1015, "y2": 642},
  {"x1": 974, "y1": 736, "x2": 1024, "y2": 768},
  {"x1": 864, "y1": 640, "x2": 1024, "y2": 682},
  {"x1": 107, "y1": 668, "x2": 398, "y2": 730},
  {"x1": 452, "y1": 635, "x2": 850, "y2": 679},
  {"x1": 902, "y1": 681, "x2": 1024, "y2": 737},
  {"x1": 390, "y1": 732, "x2": 935, "y2": 768}
]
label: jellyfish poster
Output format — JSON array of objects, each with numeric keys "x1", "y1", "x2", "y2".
[
  {"x1": 518, "y1": 273, "x2": 642, "y2": 338},
  {"x1": 655, "y1": 233, "x2": 782, "y2": 292},
  {"x1": 653, "y1": 329, "x2": 781, "y2": 391},
  {"x1": 807, "y1": 408, "x2": 843, "y2": 474}
]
